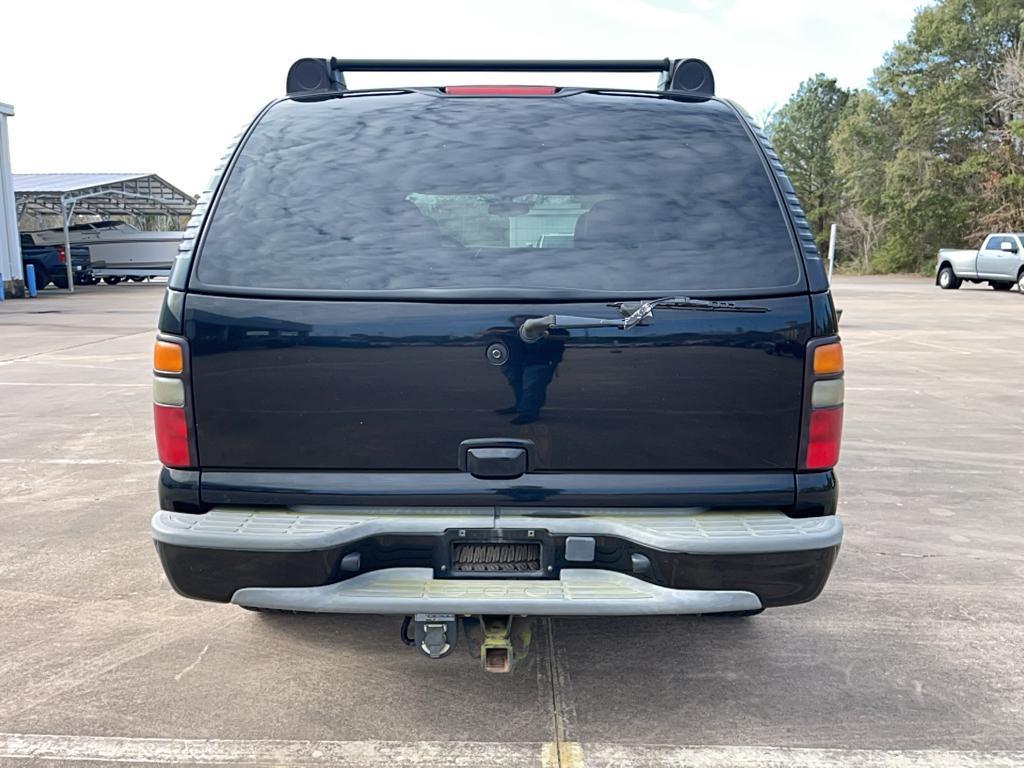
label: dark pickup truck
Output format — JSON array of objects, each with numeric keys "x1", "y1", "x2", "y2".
[
  {"x1": 19, "y1": 234, "x2": 92, "y2": 289},
  {"x1": 150, "y1": 58, "x2": 844, "y2": 672}
]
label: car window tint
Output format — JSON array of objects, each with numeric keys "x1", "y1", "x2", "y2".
[{"x1": 196, "y1": 93, "x2": 803, "y2": 294}]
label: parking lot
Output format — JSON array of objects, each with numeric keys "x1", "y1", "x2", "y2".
[{"x1": 1, "y1": 275, "x2": 1023, "y2": 767}]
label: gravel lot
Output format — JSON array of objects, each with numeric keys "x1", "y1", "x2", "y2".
[{"x1": 1, "y1": 276, "x2": 1022, "y2": 767}]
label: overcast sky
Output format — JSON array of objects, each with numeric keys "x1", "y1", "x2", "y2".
[{"x1": 2, "y1": 0, "x2": 925, "y2": 195}]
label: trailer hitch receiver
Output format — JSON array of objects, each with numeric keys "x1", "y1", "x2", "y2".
[
  {"x1": 465, "y1": 615, "x2": 533, "y2": 673},
  {"x1": 404, "y1": 614, "x2": 534, "y2": 672}
]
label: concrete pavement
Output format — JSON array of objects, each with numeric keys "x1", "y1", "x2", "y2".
[{"x1": 1, "y1": 277, "x2": 1022, "y2": 766}]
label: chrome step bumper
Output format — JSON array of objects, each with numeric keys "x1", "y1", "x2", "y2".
[
  {"x1": 232, "y1": 568, "x2": 762, "y2": 616},
  {"x1": 152, "y1": 507, "x2": 842, "y2": 555}
]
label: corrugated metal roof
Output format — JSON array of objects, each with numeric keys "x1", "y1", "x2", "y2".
[
  {"x1": 13, "y1": 173, "x2": 196, "y2": 218},
  {"x1": 13, "y1": 173, "x2": 152, "y2": 193}
]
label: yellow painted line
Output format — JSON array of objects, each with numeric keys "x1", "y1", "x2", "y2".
[
  {"x1": 540, "y1": 741, "x2": 584, "y2": 768},
  {"x1": 560, "y1": 741, "x2": 585, "y2": 767}
]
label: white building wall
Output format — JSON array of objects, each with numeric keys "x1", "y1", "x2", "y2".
[{"x1": 0, "y1": 102, "x2": 23, "y2": 297}]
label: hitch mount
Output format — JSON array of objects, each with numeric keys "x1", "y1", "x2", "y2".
[
  {"x1": 404, "y1": 614, "x2": 534, "y2": 672},
  {"x1": 464, "y1": 615, "x2": 534, "y2": 673}
]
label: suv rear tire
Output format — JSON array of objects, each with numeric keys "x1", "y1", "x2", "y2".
[{"x1": 938, "y1": 266, "x2": 960, "y2": 289}]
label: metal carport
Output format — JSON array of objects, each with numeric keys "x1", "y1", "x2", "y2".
[{"x1": 13, "y1": 173, "x2": 196, "y2": 292}]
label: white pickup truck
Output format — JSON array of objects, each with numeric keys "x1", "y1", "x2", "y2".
[{"x1": 936, "y1": 233, "x2": 1024, "y2": 292}]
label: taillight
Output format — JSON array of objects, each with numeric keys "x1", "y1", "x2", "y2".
[
  {"x1": 154, "y1": 404, "x2": 190, "y2": 466},
  {"x1": 806, "y1": 408, "x2": 843, "y2": 469},
  {"x1": 802, "y1": 341, "x2": 844, "y2": 470},
  {"x1": 56, "y1": 246, "x2": 66, "y2": 263},
  {"x1": 152, "y1": 337, "x2": 192, "y2": 468}
]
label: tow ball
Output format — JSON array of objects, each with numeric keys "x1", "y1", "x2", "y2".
[{"x1": 403, "y1": 614, "x2": 534, "y2": 672}]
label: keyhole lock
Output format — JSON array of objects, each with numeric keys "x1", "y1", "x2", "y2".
[{"x1": 486, "y1": 342, "x2": 509, "y2": 366}]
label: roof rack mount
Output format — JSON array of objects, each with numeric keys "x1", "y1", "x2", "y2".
[{"x1": 285, "y1": 58, "x2": 714, "y2": 99}]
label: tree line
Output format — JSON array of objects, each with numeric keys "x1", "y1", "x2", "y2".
[{"x1": 767, "y1": 0, "x2": 1024, "y2": 272}]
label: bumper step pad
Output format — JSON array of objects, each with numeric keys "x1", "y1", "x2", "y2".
[
  {"x1": 152, "y1": 508, "x2": 843, "y2": 555},
  {"x1": 231, "y1": 567, "x2": 762, "y2": 616}
]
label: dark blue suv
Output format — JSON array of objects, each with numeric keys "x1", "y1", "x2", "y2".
[{"x1": 150, "y1": 59, "x2": 844, "y2": 670}]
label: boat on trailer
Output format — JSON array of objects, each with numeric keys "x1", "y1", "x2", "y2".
[{"x1": 27, "y1": 221, "x2": 182, "y2": 282}]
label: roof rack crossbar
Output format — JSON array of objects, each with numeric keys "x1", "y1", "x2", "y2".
[
  {"x1": 329, "y1": 59, "x2": 672, "y2": 73},
  {"x1": 285, "y1": 58, "x2": 714, "y2": 99}
]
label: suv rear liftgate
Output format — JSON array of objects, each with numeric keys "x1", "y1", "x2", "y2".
[{"x1": 151, "y1": 58, "x2": 844, "y2": 673}]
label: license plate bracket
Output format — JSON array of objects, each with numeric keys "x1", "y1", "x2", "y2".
[
  {"x1": 452, "y1": 541, "x2": 543, "y2": 574},
  {"x1": 444, "y1": 529, "x2": 552, "y2": 579}
]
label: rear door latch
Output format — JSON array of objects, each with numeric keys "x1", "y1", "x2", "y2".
[{"x1": 458, "y1": 438, "x2": 536, "y2": 479}]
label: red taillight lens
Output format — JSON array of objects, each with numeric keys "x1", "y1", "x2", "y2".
[
  {"x1": 154, "y1": 403, "x2": 190, "y2": 467},
  {"x1": 805, "y1": 406, "x2": 843, "y2": 470},
  {"x1": 56, "y1": 246, "x2": 66, "y2": 263},
  {"x1": 444, "y1": 85, "x2": 557, "y2": 95}
]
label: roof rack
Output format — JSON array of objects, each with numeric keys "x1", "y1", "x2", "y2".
[{"x1": 285, "y1": 58, "x2": 714, "y2": 99}]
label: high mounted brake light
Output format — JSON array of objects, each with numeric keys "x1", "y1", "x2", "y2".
[
  {"x1": 285, "y1": 58, "x2": 714, "y2": 98},
  {"x1": 801, "y1": 340, "x2": 844, "y2": 471},
  {"x1": 152, "y1": 337, "x2": 193, "y2": 468},
  {"x1": 444, "y1": 86, "x2": 557, "y2": 96}
]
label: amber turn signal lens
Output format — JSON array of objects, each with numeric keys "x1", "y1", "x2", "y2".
[
  {"x1": 813, "y1": 342, "x2": 844, "y2": 375},
  {"x1": 153, "y1": 340, "x2": 183, "y2": 374}
]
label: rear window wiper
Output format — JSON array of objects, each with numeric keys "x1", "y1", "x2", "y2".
[{"x1": 519, "y1": 296, "x2": 769, "y2": 343}]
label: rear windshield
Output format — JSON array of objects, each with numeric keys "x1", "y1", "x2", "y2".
[{"x1": 195, "y1": 93, "x2": 802, "y2": 295}]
